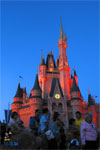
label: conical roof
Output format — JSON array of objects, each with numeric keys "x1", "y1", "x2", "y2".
[
  {"x1": 46, "y1": 52, "x2": 56, "y2": 69},
  {"x1": 72, "y1": 77, "x2": 80, "y2": 92},
  {"x1": 70, "y1": 70, "x2": 73, "y2": 79},
  {"x1": 49, "y1": 78, "x2": 64, "y2": 97},
  {"x1": 40, "y1": 53, "x2": 45, "y2": 65},
  {"x1": 41, "y1": 58, "x2": 45, "y2": 65},
  {"x1": 32, "y1": 74, "x2": 41, "y2": 91},
  {"x1": 14, "y1": 82, "x2": 23, "y2": 98},
  {"x1": 74, "y1": 70, "x2": 77, "y2": 76}
]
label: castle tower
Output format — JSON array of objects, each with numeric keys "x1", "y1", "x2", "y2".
[
  {"x1": 29, "y1": 74, "x2": 42, "y2": 115},
  {"x1": 39, "y1": 53, "x2": 46, "y2": 99},
  {"x1": 11, "y1": 81, "x2": 23, "y2": 113},
  {"x1": 70, "y1": 77, "x2": 82, "y2": 119},
  {"x1": 58, "y1": 21, "x2": 70, "y2": 98}
]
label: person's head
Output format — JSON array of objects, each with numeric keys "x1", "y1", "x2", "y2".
[
  {"x1": 42, "y1": 108, "x2": 49, "y2": 116},
  {"x1": 35, "y1": 109, "x2": 41, "y2": 117},
  {"x1": 53, "y1": 112, "x2": 60, "y2": 122},
  {"x1": 11, "y1": 112, "x2": 19, "y2": 121},
  {"x1": 84, "y1": 112, "x2": 92, "y2": 123},
  {"x1": 69, "y1": 139, "x2": 80, "y2": 150},
  {"x1": 75, "y1": 111, "x2": 82, "y2": 120},
  {"x1": 69, "y1": 118, "x2": 75, "y2": 126}
]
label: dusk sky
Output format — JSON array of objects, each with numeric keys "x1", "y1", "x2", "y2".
[{"x1": 1, "y1": 1, "x2": 99, "y2": 121}]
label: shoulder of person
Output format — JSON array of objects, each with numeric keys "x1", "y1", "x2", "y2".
[
  {"x1": 81, "y1": 120, "x2": 86, "y2": 125},
  {"x1": 81, "y1": 119, "x2": 84, "y2": 122}
]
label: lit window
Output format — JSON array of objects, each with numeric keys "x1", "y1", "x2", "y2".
[
  {"x1": 50, "y1": 63, "x2": 53, "y2": 66},
  {"x1": 49, "y1": 68, "x2": 53, "y2": 72}
]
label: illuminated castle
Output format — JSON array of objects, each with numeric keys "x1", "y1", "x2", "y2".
[{"x1": 11, "y1": 22, "x2": 100, "y2": 128}]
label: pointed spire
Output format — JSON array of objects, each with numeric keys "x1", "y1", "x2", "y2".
[
  {"x1": 59, "y1": 17, "x2": 63, "y2": 40},
  {"x1": 32, "y1": 74, "x2": 41, "y2": 91},
  {"x1": 72, "y1": 77, "x2": 79, "y2": 92},
  {"x1": 63, "y1": 32, "x2": 67, "y2": 41},
  {"x1": 40, "y1": 50, "x2": 45, "y2": 65},
  {"x1": 71, "y1": 71, "x2": 73, "y2": 79},
  {"x1": 74, "y1": 66, "x2": 77, "y2": 76},
  {"x1": 88, "y1": 88, "x2": 94, "y2": 106},
  {"x1": 14, "y1": 82, "x2": 23, "y2": 98}
]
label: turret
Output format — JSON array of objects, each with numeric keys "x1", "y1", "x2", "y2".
[
  {"x1": 11, "y1": 82, "x2": 23, "y2": 112},
  {"x1": 39, "y1": 52, "x2": 47, "y2": 98},
  {"x1": 40, "y1": 53, "x2": 45, "y2": 66},
  {"x1": 39, "y1": 52, "x2": 46, "y2": 80},
  {"x1": 29, "y1": 74, "x2": 42, "y2": 108},
  {"x1": 46, "y1": 52, "x2": 56, "y2": 72},
  {"x1": 70, "y1": 77, "x2": 83, "y2": 118},
  {"x1": 71, "y1": 77, "x2": 81, "y2": 100},
  {"x1": 31, "y1": 74, "x2": 42, "y2": 97},
  {"x1": 58, "y1": 19, "x2": 68, "y2": 67},
  {"x1": 74, "y1": 67, "x2": 78, "y2": 86},
  {"x1": 58, "y1": 19, "x2": 70, "y2": 97}
]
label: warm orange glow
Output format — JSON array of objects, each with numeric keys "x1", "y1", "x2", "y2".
[
  {"x1": 50, "y1": 63, "x2": 53, "y2": 66},
  {"x1": 11, "y1": 24, "x2": 98, "y2": 128},
  {"x1": 55, "y1": 94, "x2": 60, "y2": 99},
  {"x1": 49, "y1": 68, "x2": 53, "y2": 72}
]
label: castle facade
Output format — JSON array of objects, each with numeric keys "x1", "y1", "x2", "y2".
[{"x1": 11, "y1": 23, "x2": 100, "y2": 128}]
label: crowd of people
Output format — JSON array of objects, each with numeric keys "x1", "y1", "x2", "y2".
[{"x1": 0, "y1": 109, "x2": 100, "y2": 150}]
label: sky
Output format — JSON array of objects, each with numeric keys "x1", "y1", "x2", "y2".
[{"x1": 0, "y1": 1, "x2": 99, "y2": 121}]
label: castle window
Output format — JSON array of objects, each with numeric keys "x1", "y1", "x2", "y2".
[
  {"x1": 50, "y1": 63, "x2": 53, "y2": 66},
  {"x1": 49, "y1": 68, "x2": 53, "y2": 72}
]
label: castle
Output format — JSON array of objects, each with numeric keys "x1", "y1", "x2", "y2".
[{"x1": 11, "y1": 22, "x2": 100, "y2": 128}]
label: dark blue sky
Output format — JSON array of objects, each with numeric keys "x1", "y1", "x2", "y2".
[{"x1": 1, "y1": 1, "x2": 99, "y2": 121}]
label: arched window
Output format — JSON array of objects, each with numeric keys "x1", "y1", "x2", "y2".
[{"x1": 49, "y1": 68, "x2": 53, "y2": 72}]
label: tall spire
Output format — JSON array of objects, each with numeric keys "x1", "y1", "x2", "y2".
[
  {"x1": 63, "y1": 32, "x2": 67, "y2": 41},
  {"x1": 59, "y1": 17, "x2": 63, "y2": 40}
]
